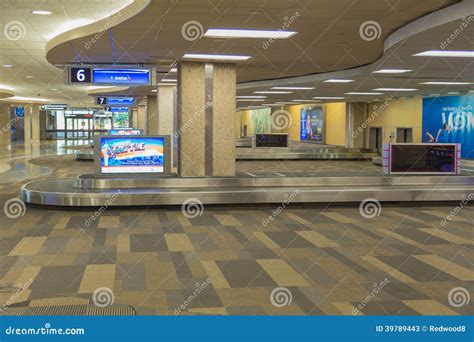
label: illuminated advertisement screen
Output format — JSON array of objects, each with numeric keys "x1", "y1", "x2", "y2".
[
  {"x1": 108, "y1": 129, "x2": 143, "y2": 136},
  {"x1": 107, "y1": 97, "x2": 135, "y2": 106},
  {"x1": 93, "y1": 68, "x2": 150, "y2": 85},
  {"x1": 300, "y1": 107, "x2": 325, "y2": 143},
  {"x1": 100, "y1": 137, "x2": 164, "y2": 173}
]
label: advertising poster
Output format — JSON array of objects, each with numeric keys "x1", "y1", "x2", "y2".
[
  {"x1": 100, "y1": 137, "x2": 164, "y2": 173},
  {"x1": 422, "y1": 94, "x2": 473, "y2": 158},
  {"x1": 113, "y1": 112, "x2": 130, "y2": 128},
  {"x1": 300, "y1": 107, "x2": 324, "y2": 143}
]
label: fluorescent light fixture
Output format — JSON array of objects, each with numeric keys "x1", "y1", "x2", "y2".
[
  {"x1": 262, "y1": 104, "x2": 283, "y2": 106},
  {"x1": 420, "y1": 81, "x2": 472, "y2": 85},
  {"x1": 182, "y1": 53, "x2": 251, "y2": 61},
  {"x1": 157, "y1": 83, "x2": 177, "y2": 86},
  {"x1": 372, "y1": 69, "x2": 413, "y2": 74},
  {"x1": 236, "y1": 95, "x2": 266, "y2": 99},
  {"x1": 204, "y1": 29, "x2": 297, "y2": 39},
  {"x1": 2, "y1": 64, "x2": 13, "y2": 68},
  {"x1": 32, "y1": 10, "x2": 52, "y2": 15},
  {"x1": 170, "y1": 68, "x2": 177, "y2": 72},
  {"x1": 271, "y1": 87, "x2": 314, "y2": 90},
  {"x1": 345, "y1": 92, "x2": 383, "y2": 95},
  {"x1": 9, "y1": 96, "x2": 49, "y2": 102},
  {"x1": 0, "y1": 84, "x2": 14, "y2": 91},
  {"x1": 323, "y1": 79, "x2": 354, "y2": 83},
  {"x1": 25, "y1": 75, "x2": 34, "y2": 79},
  {"x1": 161, "y1": 79, "x2": 177, "y2": 82},
  {"x1": 236, "y1": 99, "x2": 265, "y2": 102},
  {"x1": 275, "y1": 102, "x2": 295, "y2": 105},
  {"x1": 151, "y1": 89, "x2": 157, "y2": 92},
  {"x1": 292, "y1": 100, "x2": 321, "y2": 102},
  {"x1": 312, "y1": 96, "x2": 344, "y2": 100},
  {"x1": 414, "y1": 50, "x2": 474, "y2": 58},
  {"x1": 254, "y1": 91, "x2": 293, "y2": 94},
  {"x1": 373, "y1": 88, "x2": 418, "y2": 92},
  {"x1": 51, "y1": 88, "x2": 57, "y2": 91}
]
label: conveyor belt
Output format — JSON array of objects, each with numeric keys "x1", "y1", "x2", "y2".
[{"x1": 21, "y1": 175, "x2": 474, "y2": 207}]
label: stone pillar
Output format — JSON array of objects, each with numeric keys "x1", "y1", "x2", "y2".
[
  {"x1": 177, "y1": 61, "x2": 236, "y2": 177},
  {"x1": 0, "y1": 104, "x2": 11, "y2": 146},
  {"x1": 136, "y1": 100, "x2": 147, "y2": 132},
  {"x1": 346, "y1": 102, "x2": 368, "y2": 149},
  {"x1": 24, "y1": 104, "x2": 40, "y2": 143},
  {"x1": 157, "y1": 85, "x2": 176, "y2": 167},
  {"x1": 146, "y1": 95, "x2": 158, "y2": 134}
]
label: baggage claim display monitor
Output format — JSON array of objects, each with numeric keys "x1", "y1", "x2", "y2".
[{"x1": 94, "y1": 135, "x2": 171, "y2": 175}]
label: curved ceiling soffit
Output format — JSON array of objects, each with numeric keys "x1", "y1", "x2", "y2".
[
  {"x1": 87, "y1": 87, "x2": 130, "y2": 96},
  {"x1": 238, "y1": 1, "x2": 473, "y2": 90},
  {"x1": 0, "y1": 90, "x2": 15, "y2": 99},
  {"x1": 45, "y1": 0, "x2": 151, "y2": 65}
]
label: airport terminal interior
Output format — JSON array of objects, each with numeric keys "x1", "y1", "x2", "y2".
[{"x1": 0, "y1": 0, "x2": 473, "y2": 317}]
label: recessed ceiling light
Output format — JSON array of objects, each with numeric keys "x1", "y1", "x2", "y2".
[
  {"x1": 2, "y1": 64, "x2": 13, "y2": 68},
  {"x1": 25, "y1": 75, "x2": 34, "y2": 78},
  {"x1": 204, "y1": 29, "x2": 297, "y2": 39},
  {"x1": 271, "y1": 87, "x2": 314, "y2": 90},
  {"x1": 170, "y1": 68, "x2": 177, "y2": 72},
  {"x1": 236, "y1": 95, "x2": 267, "y2": 99},
  {"x1": 420, "y1": 81, "x2": 472, "y2": 85},
  {"x1": 275, "y1": 102, "x2": 295, "y2": 105},
  {"x1": 161, "y1": 79, "x2": 177, "y2": 82},
  {"x1": 372, "y1": 69, "x2": 413, "y2": 74},
  {"x1": 292, "y1": 99, "x2": 321, "y2": 102},
  {"x1": 182, "y1": 53, "x2": 251, "y2": 61},
  {"x1": 254, "y1": 91, "x2": 293, "y2": 94},
  {"x1": 312, "y1": 96, "x2": 344, "y2": 100},
  {"x1": 345, "y1": 92, "x2": 383, "y2": 95},
  {"x1": 236, "y1": 99, "x2": 265, "y2": 102},
  {"x1": 32, "y1": 10, "x2": 52, "y2": 15},
  {"x1": 262, "y1": 104, "x2": 283, "y2": 106},
  {"x1": 151, "y1": 89, "x2": 157, "y2": 92},
  {"x1": 413, "y1": 50, "x2": 474, "y2": 57},
  {"x1": 373, "y1": 88, "x2": 418, "y2": 92},
  {"x1": 323, "y1": 79, "x2": 354, "y2": 83},
  {"x1": 157, "y1": 83, "x2": 177, "y2": 86}
]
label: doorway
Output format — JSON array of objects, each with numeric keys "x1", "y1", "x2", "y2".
[
  {"x1": 369, "y1": 127, "x2": 382, "y2": 150},
  {"x1": 396, "y1": 128, "x2": 413, "y2": 143},
  {"x1": 65, "y1": 117, "x2": 93, "y2": 140}
]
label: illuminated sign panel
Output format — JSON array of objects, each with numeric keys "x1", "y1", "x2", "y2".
[{"x1": 93, "y1": 69, "x2": 150, "y2": 85}]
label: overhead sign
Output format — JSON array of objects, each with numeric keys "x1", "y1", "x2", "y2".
[
  {"x1": 422, "y1": 94, "x2": 473, "y2": 158},
  {"x1": 69, "y1": 67, "x2": 92, "y2": 84},
  {"x1": 15, "y1": 106, "x2": 25, "y2": 118},
  {"x1": 93, "y1": 68, "x2": 150, "y2": 85},
  {"x1": 96, "y1": 97, "x2": 135, "y2": 106},
  {"x1": 43, "y1": 104, "x2": 67, "y2": 110},
  {"x1": 110, "y1": 107, "x2": 129, "y2": 113}
]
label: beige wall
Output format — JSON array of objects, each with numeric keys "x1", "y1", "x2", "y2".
[
  {"x1": 367, "y1": 97, "x2": 422, "y2": 145},
  {"x1": 146, "y1": 95, "x2": 158, "y2": 134},
  {"x1": 0, "y1": 104, "x2": 11, "y2": 146}
]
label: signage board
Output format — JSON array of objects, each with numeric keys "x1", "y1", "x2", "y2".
[
  {"x1": 254, "y1": 133, "x2": 289, "y2": 148},
  {"x1": 69, "y1": 67, "x2": 92, "y2": 84},
  {"x1": 94, "y1": 136, "x2": 171, "y2": 174},
  {"x1": 96, "y1": 97, "x2": 135, "y2": 106},
  {"x1": 382, "y1": 143, "x2": 461, "y2": 175},
  {"x1": 92, "y1": 68, "x2": 150, "y2": 85},
  {"x1": 43, "y1": 104, "x2": 67, "y2": 110},
  {"x1": 107, "y1": 129, "x2": 143, "y2": 136},
  {"x1": 422, "y1": 94, "x2": 473, "y2": 158},
  {"x1": 300, "y1": 106, "x2": 325, "y2": 143},
  {"x1": 15, "y1": 106, "x2": 25, "y2": 118}
]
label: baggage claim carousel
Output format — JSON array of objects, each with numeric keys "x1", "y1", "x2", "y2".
[{"x1": 21, "y1": 141, "x2": 474, "y2": 208}]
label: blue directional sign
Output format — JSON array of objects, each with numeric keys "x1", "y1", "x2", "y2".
[
  {"x1": 108, "y1": 97, "x2": 135, "y2": 106},
  {"x1": 92, "y1": 68, "x2": 150, "y2": 85}
]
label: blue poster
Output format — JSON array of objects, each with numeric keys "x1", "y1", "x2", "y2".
[
  {"x1": 422, "y1": 95, "x2": 473, "y2": 158},
  {"x1": 93, "y1": 69, "x2": 150, "y2": 85},
  {"x1": 300, "y1": 107, "x2": 324, "y2": 142}
]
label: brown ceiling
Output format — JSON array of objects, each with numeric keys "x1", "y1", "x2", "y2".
[{"x1": 46, "y1": 0, "x2": 459, "y2": 83}]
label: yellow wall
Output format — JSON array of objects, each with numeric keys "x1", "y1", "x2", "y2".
[
  {"x1": 236, "y1": 110, "x2": 254, "y2": 137},
  {"x1": 367, "y1": 97, "x2": 422, "y2": 144},
  {"x1": 282, "y1": 102, "x2": 346, "y2": 146}
]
